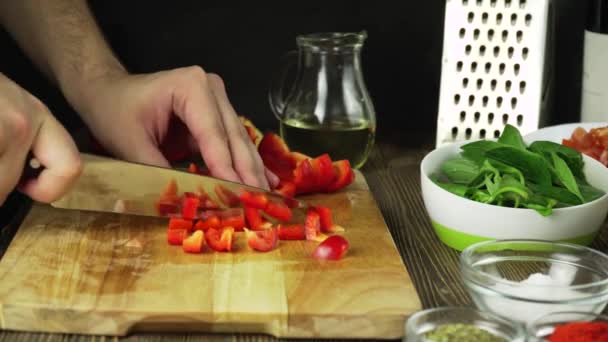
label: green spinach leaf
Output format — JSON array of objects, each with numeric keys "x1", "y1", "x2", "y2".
[
  {"x1": 551, "y1": 152, "x2": 584, "y2": 203},
  {"x1": 486, "y1": 146, "x2": 552, "y2": 188},
  {"x1": 460, "y1": 140, "x2": 504, "y2": 165},
  {"x1": 498, "y1": 124, "x2": 527, "y2": 150},
  {"x1": 440, "y1": 157, "x2": 480, "y2": 185}
]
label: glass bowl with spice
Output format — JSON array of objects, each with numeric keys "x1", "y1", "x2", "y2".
[
  {"x1": 460, "y1": 240, "x2": 608, "y2": 325},
  {"x1": 404, "y1": 306, "x2": 525, "y2": 342},
  {"x1": 526, "y1": 311, "x2": 608, "y2": 342}
]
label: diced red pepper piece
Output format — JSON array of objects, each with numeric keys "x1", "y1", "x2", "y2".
[
  {"x1": 264, "y1": 201, "x2": 293, "y2": 222},
  {"x1": 325, "y1": 160, "x2": 355, "y2": 193},
  {"x1": 258, "y1": 133, "x2": 298, "y2": 181},
  {"x1": 155, "y1": 200, "x2": 179, "y2": 216},
  {"x1": 274, "y1": 181, "x2": 296, "y2": 198},
  {"x1": 245, "y1": 227, "x2": 278, "y2": 252},
  {"x1": 305, "y1": 209, "x2": 321, "y2": 241},
  {"x1": 244, "y1": 206, "x2": 265, "y2": 230},
  {"x1": 169, "y1": 218, "x2": 193, "y2": 231},
  {"x1": 205, "y1": 227, "x2": 234, "y2": 252},
  {"x1": 291, "y1": 152, "x2": 310, "y2": 165},
  {"x1": 310, "y1": 154, "x2": 336, "y2": 191},
  {"x1": 194, "y1": 211, "x2": 221, "y2": 231},
  {"x1": 312, "y1": 235, "x2": 350, "y2": 260},
  {"x1": 183, "y1": 230, "x2": 205, "y2": 253},
  {"x1": 277, "y1": 224, "x2": 305, "y2": 240},
  {"x1": 219, "y1": 208, "x2": 246, "y2": 231},
  {"x1": 161, "y1": 178, "x2": 179, "y2": 199},
  {"x1": 293, "y1": 159, "x2": 316, "y2": 194},
  {"x1": 188, "y1": 163, "x2": 202, "y2": 174},
  {"x1": 181, "y1": 196, "x2": 200, "y2": 220},
  {"x1": 315, "y1": 206, "x2": 333, "y2": 232},
  {"x1": 214, "y1": 184, "x2": 241, "y2": 207},
  {"x1": 239, "y1": 190, "x2": 269, "y2": 209},
  {"x1": 167, "y1": 229, "x2": 187, "y2": 245},
  {"x1": 201, "y1": 198, "x2": 220, "y2": 209}
]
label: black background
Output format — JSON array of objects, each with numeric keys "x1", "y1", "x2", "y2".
[{"x1": 0, "y1": 1, "x2": 587, "y2": 146}]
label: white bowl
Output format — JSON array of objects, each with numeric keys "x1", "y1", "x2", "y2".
[{"x1": 420, "y1": 140, "x2": 608, "y2": 251}]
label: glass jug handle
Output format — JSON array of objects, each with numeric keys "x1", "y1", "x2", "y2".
[{"x1": 268, "y1": 51, "x2": 299, "y2": 121}]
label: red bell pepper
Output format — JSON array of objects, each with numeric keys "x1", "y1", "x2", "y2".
[
  {"x1": 277, "y1": 224, "x2": 305, "y2": 240},
  {"x1": 264, "y1": 201, "x2": 293, "y2": 222},
  {"x1": 205, "y1": 227, "x2": 234, "y2": 252},
  {"x1": 313, "y1": 206, "x2": 344, "y2": 233},
  {"x1": 325, "y1": 160, "x2": 355, "y2": 192},
  {"x1": 219, "y1": 209, "x2": 246, "y2": 231},
  {"x1": 169, "y1": 218, "x2": 193, "y2": 231},
  {"x1": 167, "y1": 228, "x2": 187, "y2": 245},
  {"x1": 181, "y1": 196, "x2": 200, "y2": 220},
  {"x1": 293, "y1": 159, "x2": 316, "y2": 194},
  {"x1": 304, "y1": 209, "x2": 325, "y2": 241},
  {"x1": 214, "y1": 185, "x2": 240, "y2": 207},
  {"x1": 258, "y1": 133, "x2": 298, "y2": 181},
  {"x1": 245, "y1": 227, "x2": 278, "y2": 252},
  {"x1": 239, "y1": 190, "x2": 269, "y2": 209},
  {"x1": 188, "y1": 163, "x2": 202, "y2": 174},
  {"x1": 310, "y1": 154, "x2": 336, "y2": 191},
  {"x1": 194, "y1": 211, "x2": 221, "y2": 231},
  {"x1": 312, "y1": 235, "x2": 349, "y2": 260},
  {"x1": 274, "y1": 181, "x2": 296, "y2": 198},
  {"x1": 155, "y1": 200, "x2": 179, "y2": 216},
  {"x1": 244, "y1": 206, "x2": 265, "y2": 230},
  {"x1": 183, "y1": 230, "x2": 205, "y2": 253}
]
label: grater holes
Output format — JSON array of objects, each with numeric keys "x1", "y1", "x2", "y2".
[
  {"x1": 496, "y1": 13, "x2": 503, "y2": 25},
  {"x1": 476, "y1": 0, "x2": 483, "y2": 6},
  {"x1": 468, "y1": 12, "x2": 475, "y2": 23},
  {"x1": 485, "y1": 62, "x2": 492, "y2": 73},
  {"x1": 516, "y1": 30, "x2": 523, "y2": 43},
  {"x1": 469, "y1": 95, "x2": 475, "y2": 106},
  {"x1": 471, "y1": 61, "x2": 478, "y2": 72},
  {"x1": 460, "y1": 111, "x2": 466, "y2": 122},
  {"x1": 497, "y1": 96, "x2": 504, "y2": 108},
  {"x1": 519, "y1": 0, "x2": 526, "y2": 9},
  {"x1": 479, "y1": 45, "x2": 486, "y2": 56},
  {"x1": 466, "y1": 44, "x2": 472, "y2": 55},
  {"x1": 502, "y1": 113, "x2": 509, "y2": 125},
  {"x1": 488, "y1": 29, "x2": 495, "y2": 41},
  {"x1": 519, "y1": 81, "x2": 526, "y2": 94},
  {"x1": 501, "y1": 30, "x2": 508, "y2": 42},
  {"x1": 499, "y1": 63, "x2": 506, "y2": 75},
  {"x1": 465, "y1": 128, "x2": 473, "y2": 139},
  {"x1": 480, "y1": 129, "x2": 487, "y2": 139},
  {"x1": 488, "y1": 112, "x2": 495, "y2": 124},
  {"x1": 457, "y1": 61, "x2": 463, "y2": 72},
  {"x1": 452, "y1": 127, "x2": 459, "y2": 139},
  {"x1": 511, "y1": 97, "x2": 518, "y2": 109},
  {"x1": 505, "y1": 0, "x2": 512, "y2": 8},
  {"x1": 508, "y1": 46, "x2": 515, "y2": 58},
  {"x1": 493, "y1": 46, "x2": 500, "y2": 57},
  {"x1": 474, "y1": 111, "x2": 481, "y2": 122},
  {"x1": 474, "y1": 28, "x2": 480, "y2": 40},
  {"x1": 494, "y1": 130, "x2": 501, "y2": 138},
  {"x1": 522, "y1": 47, "x2": 529, "y2": 59},
  {"x1": 455, "y1": 94, "x2": 461, "y2": 105},
  {"x1": 514, "y1": 63, "x2": 521, "y2": 76},
  {"x1": 491, "y1": 79, "x2": 497, "y2": 90},
  {"x1": 476, "y1": 78, "x2": 483, "y2": 90},
  {"x1": 506, "y1": 80, "x2": 512, "y2": 92},
  {"x1": 491, "y1": 0, "x2": 497, "y2": 7},
  {"x1": 482, "y1": 95, "x2": 489, "y2": 107},
  {"x1": 482, "y1": 12, "x2": 489, "y2": 24},
  {"x1": 463, "y1": 77, "x2": 469, "y2": 88},
  {"x1": 459, "y1": 28, "x2": 466, "y2": 38},
  {"x1": 463, "y1": 0, "x2": 469, "y2": 5},
  {"x1": 525, "y1": 14, "x2": 532, "y2": 26},
  {"x1": 517, "y1": 114, "x2": 523, "y2": 126},
  {"x1": 511, "y1": 13, "x2": 517, "y2": 26}
]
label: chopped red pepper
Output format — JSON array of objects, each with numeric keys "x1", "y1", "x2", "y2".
[
  {"x1": 205, "y1": 227, "x2": 234, "y2": 252},
  {"x1": 314, "y1": 206, "x2": 343, "y2": 232},
  {"x1": 239, "y1": 190, "x2": 269, "y2": 209},
  {"x1": 183, "y1": 230, "x2": 205, "y2": 253},
  {"x1": 264, "y1": 201, "x2": 293, "y2": 222},
  {"x1": 325, "y1": 160, "x2": 355, "y2": 192},
  {"x1": 277, "y1": 224, "x2": 305, "y2": 240},
  {"x1": 310, "y1": 154, "x2": 336, "y2": 191},
  {"x1": 167, "y1": 228, "x2": 187, "y2": 245},
  {"x1": 155, "y1": 200, "x2": 179, "y2": 216},
  {"x1": 244, "y1": 206, "x2": 265, "y2": 230},
  {"x1": 274, "y1": 181, "x2": 296, "y2": 198},
  {"x1": 214, "y1": 184, "x2": 240, "y2": 207},
  {"x1": 181, "y1": 196, "x2": 200, "y2": 220},
  {"x1": 258, "y1": 133, "x2": 298, "y2": 181},
  {"x1": 194, "y1": 211, "x2": 221, "y2": 230},
  {"x1": 188, "y1": 163, "x2": 202, "y2": 175},
  {"x1": 304, "y1": 209, "x2": 328, "y2": 242},
  {"x1": 169, "y1": 218, "x2": 193, "y2": 231},
  {"x1": 219, "y1": 209, "x2": 246, "y2": 231},
  {"x1": 293, "y1": 159, "x2": 316, "y2": 194},
  {"x1": 312, "y1": 235, "x2": 350, "y2": 260},
  {"x1": 245, "y1": 227, "x2": 278, "y2": 252}
]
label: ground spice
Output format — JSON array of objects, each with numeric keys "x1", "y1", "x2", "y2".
[
  {"x1": 549, "y1": 322, "x2": 608, "y2": 342},
  {"x1": 424, "y1": 323, "x2": 506, "y2": 342}
]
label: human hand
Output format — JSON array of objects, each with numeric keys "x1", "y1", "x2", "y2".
[
  {"x1": 0, "y1": 73, "x2": 82, "y2": 205},
  {"x1": 78, "y1": 67, "x2": 278, "y2": 190}
]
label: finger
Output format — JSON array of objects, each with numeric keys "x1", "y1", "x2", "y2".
[
  {"x1": 171, "y1": 67, "x2": 241, "y2": 183},
  {"x1": 207, "y1": 74, "x2": 270, "y2": 189},
  {"x1": 121, "y1": 131, "x2": 171, "y2": 168},
  {"x1": 18, "y1": 114, "x2": 82, "y2": 203},
  {"x1": 265, "y1": 167, "x2": 280, "y2": 189}
]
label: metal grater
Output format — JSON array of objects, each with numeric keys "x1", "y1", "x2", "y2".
[{"x1": 435, "y1": 0, "x2": 555, "y2": 147}]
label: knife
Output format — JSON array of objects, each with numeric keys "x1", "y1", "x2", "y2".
[{"x1": 24, "y1": 153, "x2": 306, "y2": 221}]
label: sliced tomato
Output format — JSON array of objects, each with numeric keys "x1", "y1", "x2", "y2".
[
  {"x1": 214, "y1": 185, "x2": 240, "y2": 207},
  {"x1": 244, "y1": 206, "x2": 265, "y2": 230},
  {"x1": 274, "y1": 181, "x2": 296, "y2": 198},
  {"x1": 325, "y1": 160, "x2": 355, "y2": 193},
  {"x1": 258, "y1": 133, "x2": 297, "y2": 181},
  {"x1": 167, "y1": 228, "x2": 187, "y2": 245},
  {"x1": 219, "y1": 208, "x2": 246, "y2": 231},
  {"x1": 245, "y1": 227, "x2": 278, "y2": 252},
  {"x1": 264, "y1": 201, "x2": 293, "y2": 222},
  {"x1": 277, "y1": 224, "x2": 305, "y2": 240},
  {"x1": 312, "y1": 235, "x2": 350, "y2": 260},
  {"x1": 205, "y1": 227, "x2": 234, "y2": 252},
  {"x1": 239, "y1": 190, "x2": 269, "y2": 209},
  {"x1": 181, "y1": 196, "x2": 200, "y2": 220},
  {"x1": 169, "y1": 218, "x2": 193, "y2": 231},
  {"x1": 183, "y1": 230, "x2": 205, "y2": 253}
]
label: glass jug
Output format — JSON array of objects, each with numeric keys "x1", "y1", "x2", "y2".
[{"x1": 269, "y1": 31, "x2": 376, "y2": 169}]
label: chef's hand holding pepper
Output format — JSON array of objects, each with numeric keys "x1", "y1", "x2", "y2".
[{"x1": 0, "y1": 73, "x2": 82, "y2": 205}]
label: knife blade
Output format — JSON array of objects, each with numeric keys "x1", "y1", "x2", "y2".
[{"x1": 26, "y1": 153, "x2": 306, "y2": 220}]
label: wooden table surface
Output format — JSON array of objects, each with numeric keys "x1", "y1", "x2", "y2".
[{"x1": 1, "y1": 140, "x2": 608, "y2": 342}]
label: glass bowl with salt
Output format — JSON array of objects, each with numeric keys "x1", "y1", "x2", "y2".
[{"x1": 460, "y1": 240, "x2": 608, "y2": 325}]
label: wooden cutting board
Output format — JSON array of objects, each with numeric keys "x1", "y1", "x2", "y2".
[{"x1": 0, "y1": 170, "x2": 421, "y2": 339}]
